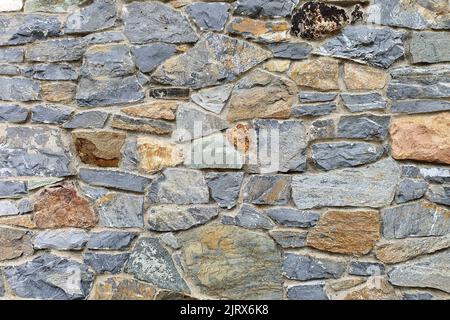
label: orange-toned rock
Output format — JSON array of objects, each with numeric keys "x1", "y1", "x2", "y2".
[
  {"x1": 0, "y1": 215, "x2": 36, "y2": 229},
  {"x1": 289, "y1": 57, "x2": 339, "y2": 91},
  {"x1": 390, "y1": 113, "x2": 450, "y2": 165},
  {"x1": 41, "y1": 81, "x2": 76, "y2": 103},
  {"x1": 137, "y1": 137, "x2": 184, "y2": 173},
  {"x1": 74, "y1": 131, "x2": 126, "y2": 167},
  {"x1": 121, "y1": 100, "x2": 178, "y2": 121},
  {"x1": 344, "y1": 63, "x2": 387, "y2": 90},
  {"x1": 90, "y1": 276, "x2": 157, "y2": 300},
  {"x1": 226, "y1": 123, "x2": 253, "y2": 154},
  {"x1": 307, "y1": 210, "x2": 380, "y2": 256},
  {"x1": 34, "y1": 183, "x2": 97, "y2": 229},
  {"x1": 228, "y1": 17, "x2": 290, "y2": 43},
  {"x1": 344, "y1": 278, "x2": 400, "y2": 300}
]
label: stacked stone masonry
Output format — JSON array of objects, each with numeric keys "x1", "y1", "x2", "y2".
[{"x1": 0, "y1": 0, "x2": 449, "y2": 300}]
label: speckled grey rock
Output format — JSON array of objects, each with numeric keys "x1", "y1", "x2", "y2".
[
  {"x1": 87, "y1": 231, "x2": 136, "y2": 250},
  {"x1": 292, "y1": 159, "x2": 400, "y2": 209},
  {"x1": 84, "y1": 31, "x2": 125, "y2": 45},
  {"x1": 126, "y1": 237, "x2": 189, "y2": 292},
  {"x1": 292, "y1": 103, "x2": 337, "y2": 117},
  {"x1": 148, "y1": 169, "x2": 209, "y2": 205},
  {"x1": 243, "y1": 175, "x2": 291, "y2": 205},
  {"x1": 337, "y1": 114, "x2": 390, "y2": 141},
  {"x1": 312, "y1": 142, "x2": 384, "y2": 171},
  {"x1": 31, "y1": 104, "x2": 73, "y2": 124},
  {"x1": 63, "y1": 111, "x2": 108, "y2": 129},
  {"x1": 287, "y1": 283, "x2": 329, "y2": 300},
  {"x1": 26, "y1": 38, "x2": 86, "y2": 62},
  {"x1": 79, "y1": 168, "x2": 151, "y2": 192},
  {"x1": 121, "y1": 138, "x2": 138, "y2": 170},
  {"x1": 283, "y1": 254, "x2": 346, "y2": 280},
  {"x1": 96, "y1": 192, "x2": 144, "y2": 228},
  {"x1": 420, "y1": 167, "x2": 450, "y2": 184},
  {"x1": 4, "y1": 253, "x2": 94, "y2": 300},
  {"x1": 266, "y1": 208, "x2": 320, "y2": 228},
  {"x1": 269, "y1": 42, "x2": 312, "y2": 60},
  {"x1": 191, "y1": 84, "x2": 233, "y2": 114},
  {"x1": 269, "y1": 230, "x2": 308, "y2": 248},
  {"x1": 206, "y1": 172, "x2": 244, "y2": 209},
  {"x1": 17, "y1": 198, "x2": 33, "y2": 214},
  {"x1": 0, "y1": 105, "x2": 28, "y2": 123},
  {"x1": 0, "y1": 47, "x2": 23, "y2": 63},
  {"x1": 160, "y1": 233, "x2": 180, "y2": 250},
  {"x1": 235, "y1": 0, "x2": 299, "y2": 18},
  {"x1": 403, "y1": 292, "x2": 434, "y2": 301},
  {"x1": 299, "y1": 92, "x2": 337, "y2": 103},
  {"x1": 131, "y1": 43, "x2": 177, "y2": 73},
  {"x1": 410, "y1": 32, "x2": 450, "y2": 64},
  {"x1": 186, "y1": 2, "x2": 230, "y2": 31},
  {"x1": 349, "y1": 261, "x2": 385, "y2": 276},
  {"x1": 320, "y1": 26, "x2": 405, "y2": 68},
  {"x1": 309, "y1": 119, "x2": 335, "y2": 141},
  {"x1": 78, "y1": 182, "x2": 108, "y2": 201},
  {"x1": 223, "y1": 204, "x2": 274, "y2": 230},
  {"x1": 24, "y1": 63, "x2": 78, "y2": 81},
  {"x1": 426, "y1": 184, "x2": 450, "y2": 206},
  {"x1": 123, "y1": 2, "x2": 198, "y2": 44},
  {"x1": 33, "y1": 229, "x2": 88, "y2": 250},
  {"x1": 395, "y1": 179, "x2": 428, "y2": 204},
  {"x1": 84, "y1": 252, "x2": 130, "y2": 274},
  {"x1": 341, "y1": 93, "x2": 387, "y2": 112},
  {"x1": 64, "y1": 0, "x2": 117, "y2": 34},
  {"x1": 0, "y1": 77, "x2": 41, "y2": 101},
  {"x1": 382, "y1": 201, "x2": 450, "y2": 239},
  {"x1": 391, "y1": 100, "x2": 450, "y2": 114}
]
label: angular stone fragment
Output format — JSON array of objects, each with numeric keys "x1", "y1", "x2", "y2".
[
  {"x1": 96, "y1": 192, "x2": 144, "y2": 228},
  {"x1": 391, "y1": 101, "x2": 450, "y2": 114},
  {"x1": 131, "y1": 43, "x2": 177, "y2": 73},
  {"x1": 186, "y1": 2, "x2": 230, "y2": 31},
  {"x1": 349, "y1": 262, "x2": 385, "y2": 277},
  {"x1": 26, "y1": 38, "x2": 86, "y2": 62},
  {"x1": 123, "y1": 2, "x2": 198, "y2": 44},
  {"x1": 31, "y1": 104, "x2": 73, "y2": 124},
  {"x1": 65, "y1": 0, "x2": 117, "y2": 34},
  {"x1": 319, "y1": 26, "x2": 405, "y2": 68},
  {"x1": 0, "y1": 181, "x2": 27, "y2": 198},
  {"x1": 390, "y1": 113, "x2": 450, "y2": 165},
  {"x1": 63, "y1": 111, "x2": 108, "y2": 129},
  {"x1": 126, "y1": 237, "x2": 189, "y2": 292},
  {"x1": 0, "y1": 200, "x2": 19, "y2": 216},
  {"x1": 289, "y1": 57, "x2": 339, "y2": 91},
  {"x1": 269, "y1": 42, "x2": 312, "y2": 60},
  {"x1": 293, "y1": 103, "x2": 337, "y2": 117},
  {"x1": 235, "y1": 0, "x2": 298, "y2": 18},
  {"x1": 33, "y1": 229, "x2": 88, "y2": 250},
  {"x1": 395, "y1": 179, "x2": 428, "y2": 204},
  {"x1": 0, "y1": 77, "x2": 41, "y2": 101},
  {"x1": 0, "y1": 0, "x2": 23, "y2": 12},
  {"x1": 283, "y1": 254, "x2": 346, "y2": 280},
  {"x1": 344, "y1": 63, "x2": 387, "y2": 90},
  {"x1": 112, "y1": 115, "x2": 172, "y2": 135},
  {"x1": 227, "y1": 70, "x2": 295, "y2": 121},
  {"x1": 223, "y1": 204, "x2": 274, "y2": 230},
  {"x1": 287, "y1": 283, "x2": 328, "y2": 300},
  {"x1": 228, "y1": 17, "x2": 290, "y2": 43},
  {"x1": 87, "y1": 231, "x2": 136, "y2": 250},
  {"x1": 153, "y1": 33, "x2": 271, "y2": 89},
  {"x1": 0, "y1": 215, "x2": 36, "y2": 229},
  {"x1": 84, "y1": 31, "x2": 125, "y2": 45},
  {"x1": 191, "y1": 84, "x2": 233, "y2": 114},
  {"x1": 375, "y1": 235, "x2": 450, "y2": 264},
  {"x1": 312, "y1": 142, "x2": 384, "y2": 171},
  {"x1": 388, "y1": 250, "x2": 450, "y2": 293},
  {"x1": 205, "y1": 172, "x2": 244, "y2": 209},
  {"x1": 420, "y1": 167, "x2": 450, "y2": 184},
  {"x1": 243, "y1": 175, "x2": 291, "y2": 205},
  {"x1": 292, "y1": 159, "x2": 400, "y2": 209},
  {"x1": 79, "y1": 168, "x2": 151, "y2": 193},
  {"x1": 426, "y1": 184, "x2": 450, "y2": 206},
  {"x1": 0, "y1": 227, "x2": 33, "y2": 261},
  {"x1": 90, "y1": 276, "x2": 157, "y2": 300},
  {"x1": 122, "y1": 101, "x2": 178, "y2": 121},
  {"x1": 24, "y1": 0, "x2": 87, "y2": 13},
  {"x1": 269, "y1": 229, "x2": 308, "y2": 248},
  {"x1": 341, "y1": 93, "x2": 387, "y2": 112},
  {"x1": 4, "y1": 254, "x2": 94, "y2": 300},
  {"x1": 81, "y1": 45, "x2": 135, "y2": 79},
  {"x1": 266, "y1": 208, "x2": 319, "y2": 228},
  {"x1": 160, "y1": 233, "x2": 180, "y2": 250},
  {"x1": 149, "y1": 87, "x2": 190, "y2": 100},
  {"x1": 0, "y1": 47, "x2": 23, "y2": 63},
  {"x1": 24, "y1": 63, "x2": 78, "y2": 81},
  {"x1": 84, "y1": 252, "x2": 130, "y2": 274},
  {"x1": 147, "y1": 205, "x2": 218, "y2": 232},
  {"x1": 309, "y1": 119, "x2": 335, "y2": 141},
  {"x1": 74, "y1": 131, "x2": 126, "y2": 167},
  {"x1": 137, "y1": 137, "x2": 183, "y2": 173},
  {"x1": 299, "y1": 92, "x2": 337, "y2": 103},
  {"x1": 337, "y1": 114, "x2": 390, "y2": 141},
  {"x1": 41, "y1": 81, "x2": 76, "y2": 103},
  {"x1": 148, "y1": 169, "x2": 209, "y2": 205},
  {"x1": 410, "y1": 32, "x2": 450, "y2": 64},
  {"x1": 343, "y1": 278, "x2": 400, "y2": 300},
  {"x1": 179, "y1": 224, "x2": 283, "y2": 299},
  {"x1": 307, "y1": 210, "x2": 380, "y2": 256},
  {"x1": 382, "y1": 201, "x2": 450, "y2": 239}
]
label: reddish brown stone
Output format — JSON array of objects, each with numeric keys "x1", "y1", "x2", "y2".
[{"x1": 226, "y1": 123, "x2": 253, "y2": 154}]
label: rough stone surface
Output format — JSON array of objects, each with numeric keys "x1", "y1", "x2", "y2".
[
  {"x1": 349, "y1": 262, "x2": 385, "y2": 277},
  {"x1": 292, "y1": 159, "x2": 400, "y2": 209},
  {"x1": 186, "y1": 2, "x2": 230, "y2": 31},
  {"x1": 191, "y1": 84, "x2": 233, "y2": 114},
  {"x1": 96, "y1": 192, "x2": 144, "y2": 228},
  {"x1": 289, "y1": 57, "x2": 339, "y2": 91},
  {"x1": 33, "y1": 229, "x2": 88, "y2": 250},
  {"x1": 111, "y1": 115, "x2": 172, "y2": 135},
  {"x1": 90, "y1": 276, "x2": 157, "y2": 300},
  {"x1": 84, "y1": 252, "x2": 130, "y2": 274},
  {"x1": 344, "y1": 63, "x2": 387, "y2": 90},
  {"x1": 122, "y1": 101, "x2": 178, "y2": 121},
  {"x1": 0, "y1": 77, "x2": 41, "y2": 101},
  {"x1": 137, "y1": 137, "x2": 183, "y2": 173},
  {"x1": 179, "y1": 224, "x2": 283, "y2": 299},
  {"x1": 0, "y1": 181, "x2": 27, "y2": 198},
  {"x1": 283, "y1": 254, "x2": 346, "y2": 280},
  {"x1": 63, "y1": 111, "x2": 108, "y2": 129},
  {"x1": 0, "y1": 227, "x2": 33, "y2": 261},
  {"x1": 131, "y1": 43, "x2": 177, "y2": 73},
  {"x1": 292, "y1": 103, "x2": 337, "y2": 117},
  {"x1": 243, "y1": 175, "x2": 291, "y2": 205},
  {"x1": 266, "y1": 208, "x2": 319, "y2": 228},
  {"x1": 337, "y1": 115, "x2": 390, "y2": 141},
  {"x1": 24, "y1": 0, "x2": 86, "y2": 13},
  {"x1": 79, "y1": 168, "x2": 151, "y2": 192},
  {"x1": 426, "y1": 184, "x2": 450, "y2": 206},
  {"x1": 31, "y1": 104, "x2": 73, "y2": 124},
  {"x1": 0, "y1": 0, "x2": 23, "y2": 12},
  {"x1": 341, "y1": 93, "x2": 387, "y2": 112},
  {"x1": 269, "y1": 230, "x2": 308, "y2": 248},
  {"x1": 24, "y1": 63, "x2": 78, "y2": 81},
  {"x1": 205, "y1": 172, "x2": 244, "y2": 209},
  {"x1": 235, "y1": 0, "x2": 298, "y2": 18},
  {"x1": 410, "y1": 32, "x2": 450, "y2": 64},
  {"x1": 65, "y1": 0, "x2": 117, "y2": 34},
  {"x1": 228, "y1": 17, "x2": 290, "y2": 43},
  {"x1": 391, "y1": 101, "x2": 450, "y2": 114},
  {"x1": 87, "y1": 231, "x2": 136, "y2": 250},
  {"x1": 223, "y1": 204, "x2": 274, "y2": 230},
  {"x1": 269, "y1": 42, "x2": 312, "y2": 60},
  {"x1": 395, "y1": 179, "x2": 428, "y2": 204},
  {"x1": 26, "y1": 38, "x2": 86, "y2": 62},
  {"x1": 287, "y1": 283, "x2": 328, "y2": 300}
]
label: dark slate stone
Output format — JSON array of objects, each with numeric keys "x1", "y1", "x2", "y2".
[
  {"x1": 123, "y1": 2, "x2": 198, "y2": 44},
  {"x1": 79, "y1": 168, "x2": 151, "y2": 193},
  {"x1": 83, "y1": 252, "x2": 130, "y2": 274},
  {"x1": 31, "y1": 104, "x2": 73, "y2": 124},
  {"x1": 0, "y1": 77, "x2": 41, "y2": 102},
  {"x1": 0, "y1": 14, "x2": 61, "y2": 46},
  {"x1": 292, "y1": 102, "x2": 337, "y2": 117},
  {"x1": 0, "y1": 273, "x2": 4, "y2": 297},
  {"x1": 401, "y1": 165, "x2": 421, "y2": 178},
  {"x1": 87, "y1": 231, "x2": 136, "y2": 250},
  {"x1": 283, "y1": 254, "x2": 346, "y2": 280},
  {"x1": 186, "y1": 2, "x2": 230, "y2": 31},
  {"x1": 4, "y1": 254, "x2": 94, "y2": 300},
  {"x1": 84, "y1": 31, "x2": 125, "y2": 45},
  {"x1": 287, "y1": 283, "x2": 329, "y2": 300},
  {"x1": 0, "y1": 47, "x2": 24, "y2": 63},
  {"x1": 0, "y1": 180, "x2": 27, "y2": 198},
  {"x1": 0, "y1": 105, "x2": 28, "y2": 123},
  {"x1": 243, "y1": 175, "x2": 291, "y2": 205},
  {"x1": 222, "y1": 204, "x2": 274, "y2": 230},
  {"x1": 312, "y1": 142, "x2": 384, "y2": 171},
  {"x1": 299, "y1": 92, "x2": 337, "y2": 103},
  {"x1": 26, "y1": 38, "x2": 87, "y2": 62},
  {"x1": 235, "y1": 0, "x2": 298, "y2": 18},
  {"x1": 403, "y1": 293, "x2": 434, "y2": 301},
  {"x1": 149, "y1": 87, "x2": 190, "y2": 100},
  {"x1": 337, "y1": 115, "x2": 390, "y2": 141},
  {"x1": 266, "y1": 208, "x2": 320, "y2": 228},
  {"x1": 62, "y1": 111, "x2": 108, "y2": 129},
  {"x1": 24, "y1": 63, "x2": 78, "y2": 81},
  {"x1": 131, "y1": 43, "x2": 177, "y2": 73},
  {"x1": 205, "y1": 172, "x2": 244, "y2": 209},
  {"x1": 395, "y1": 179, "x2": 428, "y2": 204},
  {"x1": 64, "y1": 0, "x2": 117, "y2": 34},
  {"x1": 426, "y1": 184, "x2": 450, "y2": 206},
  {"x1": 349, "y1": 261, "x2": 385, "y2": 277},
  {"x1": 320, "y1": 26, "x2": 405, "y2": 68},
  {"x1": 341, "y1": 93, "x2": 387, "y2": 112},
  {"x1": 269, "y1": 42, "x2": 312, "y2": 60},
  {"x1": 76, "y1": 76, "x2": 144, "y2": 107},
  {"x1": 391, "y1": 100, "x2": 450, "y2": 114},
  {"x1": 111, "y1": 114, "x2": 173, "y2": 135},
  {"x1": 269, "y1": 230, "x2": 308, "y2": 248}
]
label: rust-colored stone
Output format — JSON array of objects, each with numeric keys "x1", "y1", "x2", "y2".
[
  {"x1": 74, "y1": 131, "x2": 126, "y2": 167},
  {"x1": 33, "y1": 183, "x2": 97, "y2": 229},
  {"x1": 90, "y1": 276, "x2": 157, "y2": 300},
  {"x1": 226, "y1": 123, "x2": 253, "y2": 154},
  {"x1": 0, "y1": 226, "x2": 33, "y2": 262},
  {"x1": 390, "y1": 113, "x2": 450, "y2": 165},
  {"x1": 344, "y1": 278, "x2": 400, "y2": 300},
  {"x1": 344, "y1": 63, "x2": 387, "y2": 90},
  {"x1": 307, "y1": 210, "x2": 380, "y2": 256},
  {"x1": 289, "y1": 57, "x2": 339, "y2": 91},
  {"x1": 121, "y1": 100, "x2": 178, "y2": 121},
  {"x1": 137, "y1": 137, "x2": 184, "y2": 173}
]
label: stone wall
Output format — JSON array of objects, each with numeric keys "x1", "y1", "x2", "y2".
[{"x1": 0, "y1": 0, "x2": 449, "y2": 300}]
